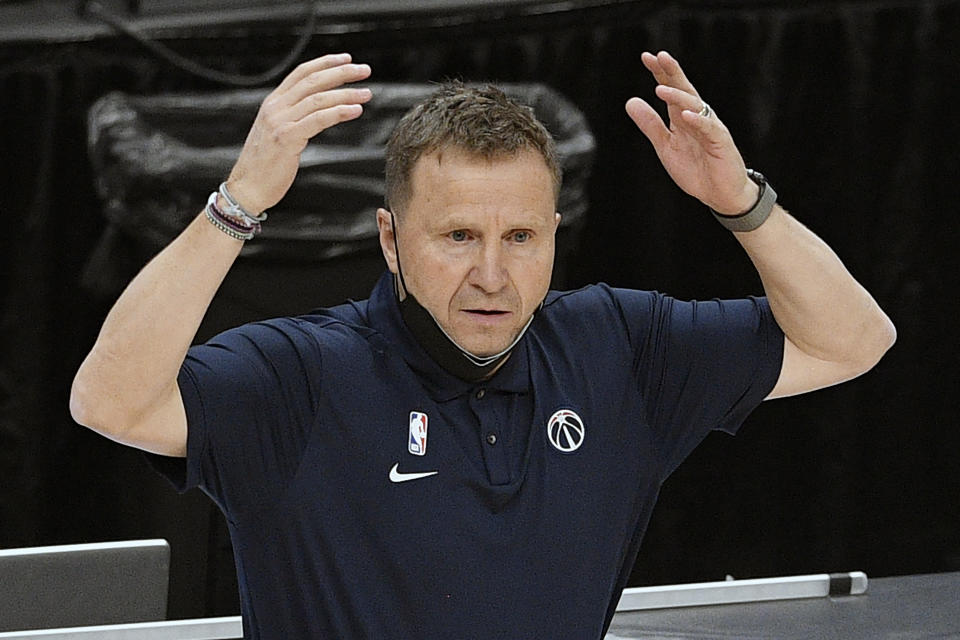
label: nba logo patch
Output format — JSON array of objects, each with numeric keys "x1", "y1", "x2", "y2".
[{"x1": 408, "y1": 411, "x2": 428, "y2": 456}]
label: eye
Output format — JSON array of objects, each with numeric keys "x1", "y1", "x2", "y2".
[
  {"x1": 449, "y1": 230, "x2": 469, "y2": 242},
  {"x1": 512, "y1": 230, "x2": 532, "y2": 243}
]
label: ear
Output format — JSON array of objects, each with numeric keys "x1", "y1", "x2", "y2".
[
  {"x1": 377, "y1": 207, "x2": 399, "y2": 274},
  {"x1": 554, "y1": 212, "x2": 562, "y2": 230}
]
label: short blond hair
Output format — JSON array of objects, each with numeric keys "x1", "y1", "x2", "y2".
[{"x1": 385, "y1": 81, "x2": 561, "y2": 212}]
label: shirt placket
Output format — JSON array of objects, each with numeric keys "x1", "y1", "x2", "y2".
[{"x1": 470, "y1": 387, "x2": 512, "y2": 485}]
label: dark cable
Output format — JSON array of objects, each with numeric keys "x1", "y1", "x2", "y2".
[{"x1": 81, "y1": 0, "x2": 320, "y2": 87}]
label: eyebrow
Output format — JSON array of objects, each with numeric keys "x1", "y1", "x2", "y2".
[{"x1": 428, "y1": 210, "x2": 551, "y2": 231}]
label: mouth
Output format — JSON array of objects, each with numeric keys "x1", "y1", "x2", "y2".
[
  {"x1": 465, "y1": 309, "x2": 509, "y2": 316},
  {"x1": 462, "y1": 309, "x2": 513, "y2": 324}
]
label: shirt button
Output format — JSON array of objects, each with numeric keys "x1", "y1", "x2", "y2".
[
  {"x1": 486, "y1": 433, "x2": 497, "y2": 445},
  {"x1": 475, "y1": 388, "x2": 486, "y2": 400}
]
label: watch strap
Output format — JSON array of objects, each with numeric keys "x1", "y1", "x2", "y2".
[{"x1": 711, "y1": 169, "x2": 777, "y2": 232}]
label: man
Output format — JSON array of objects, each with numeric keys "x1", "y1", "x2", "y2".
[{"x1": 71, "y1": 51, "x2": 895, "y2": 638}]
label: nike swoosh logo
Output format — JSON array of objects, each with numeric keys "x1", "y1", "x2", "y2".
[{"x1": 389, "y1": 462, "x2": 438, "y2": 483}]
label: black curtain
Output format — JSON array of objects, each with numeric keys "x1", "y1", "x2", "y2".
[{"x1": 2, "y1": 0, "x2": 958, "y2": 620}]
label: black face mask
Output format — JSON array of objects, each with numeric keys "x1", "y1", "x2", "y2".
[{"x1": 390, "y1": 212, "x2": 538, "y2": 383}]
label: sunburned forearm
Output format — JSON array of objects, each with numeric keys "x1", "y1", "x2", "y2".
[
  {"x1": 735, "y1": 205, "x2": 896, "y2": 368},
  {"x1": 71, "y1": 210, "x2": 242, "y2": 434}
]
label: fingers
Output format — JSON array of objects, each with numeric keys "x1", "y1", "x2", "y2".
[
  {"x1": 627, "y1": 84, "x2": 726, "y2": 153},
  {"x1": 288, "y1": 101, "x2": 368, "y2": 140},
  {"x1": 654, "y1": 84, "x2": 703, "y2": 116},
  {"x1": 678, "y1": 107, "x2": 726, "y2": 146},
  {"x1": 641, "y1": 50, "x2": 700, "y2": 98},
  {"x1": 625, "y1": 97, "x2": 669, "y2": 149},
  {"x1": 225, "y1": 53, "x2": 374, "y2": 213},
  {"x1": 641, "y1": 51, "x2": 713, "y2": 138},
  {"x1": 642, "y1": 54, "x2": 721, "y2": 143},
  {"x1": 263, "y1": 56, "x2": 373, "y2": 142},
  {"x1": 282, "y1": 61, "x2": 372, "y2": 108},
  {"x1": 274, "y1": 53, "x2": 354, "y2": 95},
  {"x1": 285, "y1": 86, "x2": 373, "y2": 126},
  {"x1": 659, "y1": 83, "x2": 725, "y2": 146}
]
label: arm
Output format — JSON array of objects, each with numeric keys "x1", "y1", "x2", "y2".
[
  {"x1": 733, "y1": 205, "x2": 895, "y2": 398},
  {"x1": 625, "y1": 51, "x2": 895, "y2": 399},
  {"x1": 70, "y1": 53, "x2": 373, "y2": 456}
]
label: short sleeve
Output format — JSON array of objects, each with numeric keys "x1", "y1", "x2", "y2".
[
  {"x1": 613, "y1": 289, "x2": 784, "y2": 480},
  {"x1": 147, "y1": 317, "x2": 324, "y2": 519}
]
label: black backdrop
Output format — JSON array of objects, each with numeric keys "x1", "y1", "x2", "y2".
[{"x1": 2, "y1": 0, "x2": 958, "y2": 621}]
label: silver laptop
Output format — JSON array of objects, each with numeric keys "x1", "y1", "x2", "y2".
[{"x1": 0, "y1": 539, "x2": 169, "y2": 632}]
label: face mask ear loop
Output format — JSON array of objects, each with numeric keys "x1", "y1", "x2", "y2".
[{"x1": 390, "y1": 211, "x2": 410, "y2": 299}]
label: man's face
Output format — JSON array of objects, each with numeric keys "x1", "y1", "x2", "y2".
[{"x1": 378, "y1": 147, "x2": 560, "y2": 357}]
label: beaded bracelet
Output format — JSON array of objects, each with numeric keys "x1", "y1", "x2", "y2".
[
  {"x1": 204, "y1": 191, "x2": 257, "y2": 241},
  {"x1": 210, "y1": 192, "x2": 261, "y2": 234}
]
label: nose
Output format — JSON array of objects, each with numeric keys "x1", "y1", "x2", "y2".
[{"x1": 468, "y1": 240, "x2": 509, "y2": 293}]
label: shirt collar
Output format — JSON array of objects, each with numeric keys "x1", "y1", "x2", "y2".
[{"x1": 366, "y1": 270, "x2": 530, "y2": 402}]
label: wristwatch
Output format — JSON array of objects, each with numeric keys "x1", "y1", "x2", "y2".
[{"x1": 711, "y1": 169, "x2": 777, "y2": 232}]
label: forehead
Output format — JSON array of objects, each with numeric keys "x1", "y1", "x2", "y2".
[{"x1": 404, "y1": 147, "x2": 555, "y2": 225}]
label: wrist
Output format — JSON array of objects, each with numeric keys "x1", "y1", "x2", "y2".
[
  {"x1": 717, "y1": 178, "x2": 761, "y2": 217},
  {"x1": 710, "y1": 169, "x2": 778, "y2": 232},
  {"x1": 223, "y1": 178, "x2": 266, "y2": 217}
]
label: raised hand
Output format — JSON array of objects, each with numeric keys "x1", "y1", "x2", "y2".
[
  {"x1": 226, "y1": 53, "x2": 373, "y2": 215},
  {"x1": 625, "y1": 51, "x2": 758, "y2": 216}
]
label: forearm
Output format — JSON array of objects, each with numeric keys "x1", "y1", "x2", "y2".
[
  {"x1": 71, "y1": 210, "x2": 242, "y2": 434},
  {"x1": 735, "y1": 205, "x2": 896, "y2": 367},
  {"x1": 624, "y1": 51, "x2": 895, "y2": 390}
]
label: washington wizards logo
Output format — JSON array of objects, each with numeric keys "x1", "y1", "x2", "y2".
[{"x1": 547, "y1": 409, "x2": 585, "y2": 453}]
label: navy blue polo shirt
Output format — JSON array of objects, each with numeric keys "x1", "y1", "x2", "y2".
[{"x1": 151, "y1": 271, "x2": 783, "y2": 639}]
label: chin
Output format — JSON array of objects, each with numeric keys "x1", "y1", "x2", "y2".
[{"x1": 457, "y1": 334, "x2": 516, "y2": 358}]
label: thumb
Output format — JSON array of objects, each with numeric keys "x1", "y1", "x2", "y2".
[{"x1": 625, "y1": 97, "x2": 669, "y2": 150}]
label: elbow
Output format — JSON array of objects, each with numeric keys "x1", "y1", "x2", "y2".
[
  {"x1": 872, "y1": 310, "x2": 897, "y2": 360},
  {"x1": 69, "y1": 361, "x2": 131, "y2": 440},
  {"x1": 69, "y1": 368, "x2": 106, "y2": 433},
  {"x1": 881, "y1": 313, "x2": 897, "y2": 352},
  {"x1": 68, "y1": 378, "x2": 88, "y2": 428},
  {"x1": 854, "y1": 310, "x2": 897, "y2": 375}
]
